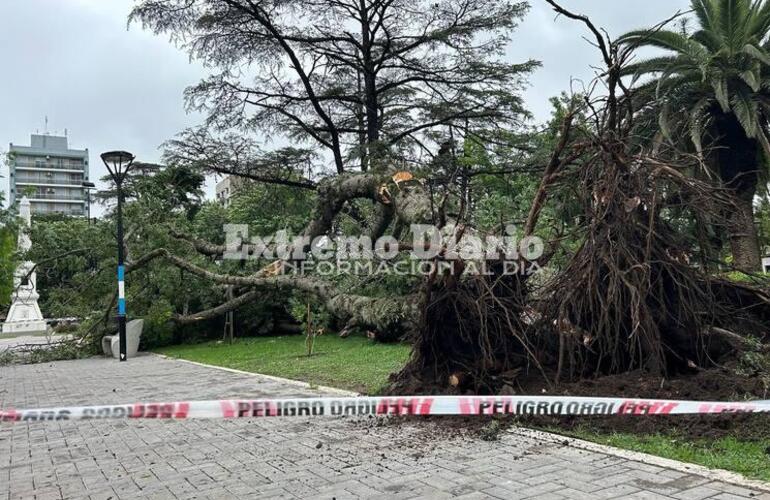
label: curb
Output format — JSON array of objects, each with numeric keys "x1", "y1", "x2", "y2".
[
  {"x1": 151, "y1": 353, "x2": 359, "y2": 397},
  {"x1": 513, "y1": 428, "x2": 770, "y2": 493}
]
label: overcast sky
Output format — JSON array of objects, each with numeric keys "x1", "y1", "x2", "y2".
[{"x1": 0, "y1": 0, "x2": 690, "y2": 213}]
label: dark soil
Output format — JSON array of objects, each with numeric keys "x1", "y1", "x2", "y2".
[
  {"x1": 525, "y1": 410, "x2": 770, "y2": 441},
  {"x1": 515, "y1": 365, "x2": 770, "y2": 440},
  {"x1": 517, "y1": 365, "x2": 768, "y2": 401},
  {"x1": 387, "y1": 363, "x2": 770, "y2": 441}
]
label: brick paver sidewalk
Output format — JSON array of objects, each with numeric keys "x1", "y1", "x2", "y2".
[{"x1": 1, "y1": 355, "x2": 769, "y2": 499}]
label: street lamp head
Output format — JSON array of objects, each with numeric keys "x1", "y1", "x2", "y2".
[
  {"x1": 101, "y1": 151, "x2": 135, "y2": 182},
  {"x1": 81, "y1": 181, "x2": 96, "y2": 189}
]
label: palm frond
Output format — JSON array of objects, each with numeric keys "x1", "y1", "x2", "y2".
[
  {"x1": 711, "y1": 76, "x2": 732, "y2": 111},
  {"x1": 692, "y1": 0, "x2": 720, "y2": 35},
  {"x1": 742, "y1": 43, "x2": 770, "y2": 64},
  {"x1": 690, "y1": 97, "x2": 714, "y2": 154},
  {"x1": 630, "y1": 75, "x2": 696, "y2": 105},
  {"x1": 748, "y1": 0, "x2": 770, "y2": 39},
  {"x1": 692, "y1": 28, "x2": 723, "y2": 51},
  {"x1": 732, "y1": 87, "x2": 760, "y2": 137},
  {"x1": 721, "y1": 0, "x2": 753, "y2": 53},
  {"x1": 625, "y1": 0, "x2": 770, "y2": 159},
  {"x1": 618, "y1": 30, "x2": 706, "y2": 59},
  {"x1": 620, "y1": 56, "x2": 695, "y2": 77},
  {"x1": 740, "y1": 68, "x2": 762, "y2": 90}
]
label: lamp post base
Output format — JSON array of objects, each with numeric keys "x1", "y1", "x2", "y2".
[{"x1": 117, "y1": 314, "x2": 127, "y2": 361}]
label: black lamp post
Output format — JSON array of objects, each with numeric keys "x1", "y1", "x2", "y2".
[
  {"x1": 81, "y1": 181, "x2": 96, "y2": 223},
  {"x1": 101, "y1": 151, "x2": 135, "y2": 362}
]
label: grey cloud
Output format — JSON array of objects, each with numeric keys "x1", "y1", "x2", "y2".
[{"x1": 0, "y1": 0, "x2": 691, "y2": 209}]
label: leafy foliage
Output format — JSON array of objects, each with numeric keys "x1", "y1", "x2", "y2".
[
  {"x1": 0, "y1": 192, "x2": 16, "y2": 308},
  {"x1": 619, "y1": 0, "x2": 770, "y2": 270},
  {"x1": 27, "y1": 161, "x2": 326, "y2": 347},
  {"x1": 132, "y1": 0, "x2": 538, "y2": 177},
  {"x1": 620, "y1": 0, "x2": 770, "y2": 154}
]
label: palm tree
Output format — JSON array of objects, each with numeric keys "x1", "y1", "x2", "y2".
[{"x1": 619, "y1": 0, "x2": 770, "y2": 271}]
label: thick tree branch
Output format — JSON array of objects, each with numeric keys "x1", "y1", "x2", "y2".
[
  {"x1": 157, "y1": 248, "x2": 419, "y2": 337},
  {"x1": 172, "y1": 290, "x2": 259, "y2": 324},
  {"x1": 523, "y1": 110, "x2": 579, "y2": 237},
  {"x1": 167, "y1": 229, "x2": 226, "y2": 257}
]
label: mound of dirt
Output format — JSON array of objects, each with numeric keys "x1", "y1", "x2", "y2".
[
  {"x1": 385, "y1": 364, "x2": 770, "y2": 440},
  {"x1": 518, "y1": 366, "x2": 768, "y2": 401},
  {"x1": 514, "y1": 366, "x2": 770, "y2": 440}
]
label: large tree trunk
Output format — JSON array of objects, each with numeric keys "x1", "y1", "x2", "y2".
[
  {"x1": 728, "y1": 192, "x2": 762, "y2": 272},
  {"x1": 715, "y1": 113, "x2": 762, "y2": 273}
]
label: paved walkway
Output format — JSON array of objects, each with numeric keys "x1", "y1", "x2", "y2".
[
  {"x1": 1, "y1": 355, "x2": 769, "y2": 499},
  {"x1": 0, "y1": 334, "x2": 71, "y2": 352}
]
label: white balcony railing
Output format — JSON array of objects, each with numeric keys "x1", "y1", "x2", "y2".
[
  {"x1": 29, "y1": 193, "x2": 85, "y2": 201},
  {"x1": 16, "y1": 177, "x2": 85, "y2": 186},
  {"x1": 13, "y1": 160, "x2": 86, "y2": 171}
]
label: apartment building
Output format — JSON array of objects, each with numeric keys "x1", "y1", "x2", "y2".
[
  {"x1": 7, "y1": 134, "x2": 89, "y2": 216},
  {"x1": 215, "y1": 175, "x2": 249, "y2": 208}
]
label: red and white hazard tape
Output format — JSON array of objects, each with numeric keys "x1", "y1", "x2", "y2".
[{"x1": 2, "y1": 396, "x2": 770, "y2": 422}]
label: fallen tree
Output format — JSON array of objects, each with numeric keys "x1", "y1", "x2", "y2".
[{"x1": 122, "y1": 0, "x2": 770, "y2": 393}]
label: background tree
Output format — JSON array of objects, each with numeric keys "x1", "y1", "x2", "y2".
[
  {"x1": 27, "y1": 163, "x2": 223, "y2": 346},
  {"x1": 0, "y1": 192, "x2": 16, "y2": 308},
  {"x1": 126, "y1": 0, "x2": 540, "y2": 341},
  {"x1": 131, "y1": 0, "x2": 537, "y2": 176},
  {"x1": 27, "y1": 161, "x2": 329, "y2": 347},
  {"x1": 619, "y1": 0, "x2": 770, "y2": 271}
]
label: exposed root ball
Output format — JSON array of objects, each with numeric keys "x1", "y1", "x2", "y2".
[
  {"x1": 391, "y1": 262, "x2": 543, "y2": 393},
  {"x1": 539, "y1": 151, "x2": 770, "y2": 381}
]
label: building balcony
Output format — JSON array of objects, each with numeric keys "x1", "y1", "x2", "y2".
[
  {"x1": 16, "y1": 178, "x2": 85, "y2": 187},
  {"x1": 32, "y1": 207, "x2": 86, "y2": 216},
  {"x1": 12, "y1": 159, "x2": 86, "y2": 172},
  {"x1": 15, "y1": 164, "x2": 86, "y2": 174},
  {"x1": 28, "y1": 193, "x2": 86, "y2": 201},
  {"x1": 29, "y1": 199, "x2": 86, "y2": 206}
]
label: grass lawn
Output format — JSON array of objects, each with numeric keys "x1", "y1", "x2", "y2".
[
  {"x1": 155, "y1": 335, "x2": 411, "y2": 394},
  {"x1": 543, "y1": 427, "x2": 770, "y2": 482}
]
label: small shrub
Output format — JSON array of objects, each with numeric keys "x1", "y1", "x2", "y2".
[{"x1": 140, "y1": 299, "x2": 175, "y2": 348}]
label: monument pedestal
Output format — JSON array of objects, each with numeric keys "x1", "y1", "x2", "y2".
[
  {"x1": 3, "y1": 266, "x2": 47, "y2": 335},
  {"x1": 2, "y1": 319, "x2": 47, "y2": 336},
  {"x1": 2, "y1": 198, "x2": 48, "y2": 336}
]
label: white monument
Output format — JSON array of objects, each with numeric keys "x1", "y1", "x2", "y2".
[{"x1": 2, "y1": 197, "x2": 47, "y2": 335}]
